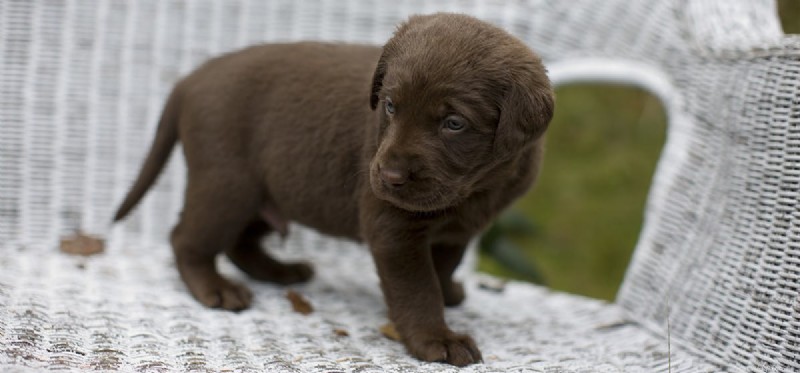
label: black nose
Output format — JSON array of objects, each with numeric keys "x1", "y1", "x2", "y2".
[{"x1": 380, "y1": 166, "x2": 409, "y2": 187}]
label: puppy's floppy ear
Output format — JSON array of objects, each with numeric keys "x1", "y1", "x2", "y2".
[
  {"x1": 370, "y1": 49, "x2": 388, "y2": 110},
  {"x1": 494, "y1": 75, "x2": 554, "y2": 158}
]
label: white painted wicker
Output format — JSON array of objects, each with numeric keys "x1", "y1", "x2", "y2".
[{"x1": 0, "y1": 0, "x2": 796, "y2": 372}]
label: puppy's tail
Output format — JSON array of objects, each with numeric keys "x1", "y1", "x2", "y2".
[{"x1": 113, "y1": 89, "x2": 181, "y2": 222}]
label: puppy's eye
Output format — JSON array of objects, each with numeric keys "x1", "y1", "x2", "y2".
[
  {"x1": 442, "y1": 116, "x2": 466, "y2": 132},
  {"x1": 385, "y1": 97, "x2": 395, "y2": 115}
]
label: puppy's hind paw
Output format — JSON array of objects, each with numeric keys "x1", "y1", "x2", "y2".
[
  {"x1": 193, "y1": 278, "x2": 253, "y2": 311},
  {"x1": 241, "y1": 260, "x2": 314, "y2": 285},
  {"x1": 272, "y1": 261, "x2": 314, "y2": 285}
]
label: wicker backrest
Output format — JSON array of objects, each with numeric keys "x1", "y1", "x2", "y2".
[
  {"x1": 603, "y1": 3, "x2": 800, "y2": 372},
  {"x1": 1, "y1": 1, "x2": 798, "y2": 371}
]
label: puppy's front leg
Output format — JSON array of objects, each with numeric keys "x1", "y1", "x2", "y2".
[
  {"x1": 431, "y1": 239, "x2": 470, "y2": 307},
  {"x1": 366, "y1": 217, "x2": 482, "y2": 366}
]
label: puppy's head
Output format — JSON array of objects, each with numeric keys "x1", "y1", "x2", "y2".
[{"x1": 368, "y1": 13, "x2": 554, "y2": 212}]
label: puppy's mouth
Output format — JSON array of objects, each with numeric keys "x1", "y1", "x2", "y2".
[{"x1": 369, "y1": 169, "x2": 459, "y2": 213}]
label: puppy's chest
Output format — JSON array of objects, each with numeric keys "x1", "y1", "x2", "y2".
[
  {"x1": 433, "y1": 198, "x2": 508, "y2": 239},
  {"x1": 449, "y1": 179, "x2": 534, "y2": 234}
]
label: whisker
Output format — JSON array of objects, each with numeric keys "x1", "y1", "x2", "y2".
[{"x1": 344, "y1": 168, "x2": 369, "y2": 187}]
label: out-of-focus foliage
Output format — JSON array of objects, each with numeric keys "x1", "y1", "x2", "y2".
[
  {"x1": 480, "y1": 85, "x2": 666, "y2": 301},
  {"x1": 779, "y1": 0, "x2": 800, "y2": 34}
]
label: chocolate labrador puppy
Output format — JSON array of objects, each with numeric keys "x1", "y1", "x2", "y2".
[{"x1": 114, "y1": 13, "x2": 553, "y2": 366}]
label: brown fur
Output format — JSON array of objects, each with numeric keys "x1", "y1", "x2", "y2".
[{"x1": 114, "y1": 13, "x2": 554, "y2": 366}]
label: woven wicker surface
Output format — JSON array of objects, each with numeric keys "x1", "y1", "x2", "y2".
[
  {"x1": 0, "y1": 229, "x2": 716, "y2": 372},
  {"x1": 616, "y1": 49, "x2": 800, "y2": 372},
  {"x1": 1, "y1": 0, "x2": 798, "y2": 371}
]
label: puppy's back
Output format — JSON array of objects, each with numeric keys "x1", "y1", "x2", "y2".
[{"x1": 176, "y1": 43, "x2": 382, "y2": 240}]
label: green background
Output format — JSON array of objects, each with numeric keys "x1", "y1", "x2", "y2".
[{"x1": 479, "y1": 1, "x2": 800, "y2": 301}]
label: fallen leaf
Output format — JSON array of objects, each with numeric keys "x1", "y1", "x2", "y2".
[
  {"x1": 379, "y1": 323, "x2": 401, "y2": 342},
  {"x1": 60, "y1": 232, "x2": 105, "y2": 256},
  {"x1": 333, "y1": 328, "x2": 349, "y2": 337},
  {"x1": 286, "y1": 290, "x2": 313, "y2": 315}
]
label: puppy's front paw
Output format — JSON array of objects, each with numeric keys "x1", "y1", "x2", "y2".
[{"x1": 406, "y1": 330, "x2": 482, "y2": 367}]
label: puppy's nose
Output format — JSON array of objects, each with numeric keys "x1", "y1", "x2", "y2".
[{"x1": 380, "y1": 166, "x2": 409, "y2": 187}]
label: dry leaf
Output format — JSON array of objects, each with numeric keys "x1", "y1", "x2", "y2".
[
  {"x1": 379, "y1": 323, "x2": 401, "y2": 342},
  {"x1": 60, "y1": 232, "x2": 105, "y2": 256},
  {"x1": 286, "y1": 290, "x2": 313, "y2": 315},
  {"x1": 333, "y1": 328, "x2": 349, "y2": 337}
]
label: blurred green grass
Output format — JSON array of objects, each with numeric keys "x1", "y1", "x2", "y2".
[
  {"x1": 479, "y1": 86, "x2": 666, "y2": 300},
  {"x1": 478, "y1": 2, "x2": 800, "y2": 301},
  {"x1": 780, "y1": 0, "x2": 800, "y2": 34}
]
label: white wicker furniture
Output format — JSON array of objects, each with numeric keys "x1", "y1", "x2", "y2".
[{"x1": 1, "y1": 0, "x2": 798, "y2": 371}]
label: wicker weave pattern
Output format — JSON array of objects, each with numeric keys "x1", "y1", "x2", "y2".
[
  {"x1": 618, "y1": 50, "x2": 800, "y2": 372},
  {"x1": 0, "y1": 0, "x2": 797, "y2": 371},
  {"x1": 2, "y1": 229, "x2": 716, "y2": 372}
]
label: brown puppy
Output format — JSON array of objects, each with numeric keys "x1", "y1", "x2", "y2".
[{"x1": 114, "y1": 13, "x2": 553, "y2": 366}]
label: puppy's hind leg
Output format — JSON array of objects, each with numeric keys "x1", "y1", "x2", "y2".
[
  {"x1": 170, "y1": 171, "x2": 258, "y2": 311},
  {"x1": 225, "y1": 219, "x2": 314, "y2": 285}
]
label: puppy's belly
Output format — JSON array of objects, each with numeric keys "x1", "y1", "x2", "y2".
[{"x1": 264, "y1": 174, "x2": 363, "y2": 241}]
